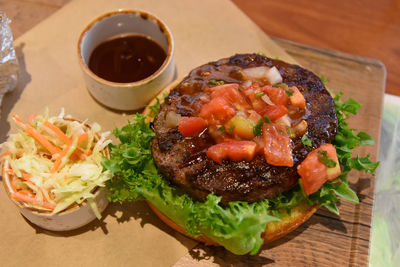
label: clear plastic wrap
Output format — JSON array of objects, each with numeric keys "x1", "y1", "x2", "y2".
[
  {"x1": 0, "y1": 12, "x2": 19, "y2": 111},
  {"x1": 370, "y1": 94, "x2": 400, "y2": 266}
]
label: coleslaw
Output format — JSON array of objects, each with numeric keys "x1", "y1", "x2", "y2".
[{"x1": 0, "y1": 108, "x2": 112, "y2": 218}]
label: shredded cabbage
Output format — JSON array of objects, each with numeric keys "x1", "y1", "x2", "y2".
[{"x1": 1, "y1": 110, "x2": 112, "y2": 218}]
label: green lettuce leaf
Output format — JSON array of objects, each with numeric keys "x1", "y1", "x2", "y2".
[
  {"x1": 103, "y1": 114, "x2": 280, "y2": 255},
  {"x1": 103, "y1": 92, "x2": 378, "y2": 255}
]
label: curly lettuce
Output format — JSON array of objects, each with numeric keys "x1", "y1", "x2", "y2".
[{"x1": 103, "y1": 93, "x2": 378, "y2": 255}]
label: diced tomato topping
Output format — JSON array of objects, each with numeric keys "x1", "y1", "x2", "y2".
[
  {"x1": 288, "y1": 86, "x2": 306, "y2": 108},
  {"x1": 242, "y1": 84, "x2": 269, "y2": 115},
  {"x1": 253, "y1": 136, "x2": 265, "y2": 154},
  {"x1": 263, "y1": 85, "x2": 289, "y2": 106},
  {"x1": 206, "y1": 141, "x2": 257, "y2": 164},
  {"x1": 263, "y1": 123, "x2": 293, "y2": 167},
  {"x1": 222, "y1": 137, "x2": 237, "y2": 143},
  {"x1": 243, "y1": 84, "x2": 288, "y2": 120},
  {"x1": 297, "y1": 144, "x2": 341, "y2": 195},
  {"x1": 178, "y1": 117, "x2": 208, "y2": 137},
  {"x1": 210, "y1": 83, "x2": 251, "y2": 111},
  {"x1": 261, "y1": 105, "x2": 288, "y2": 121},
  {"x1": 199, "y1": 97, "x2": 236, "y2": 124}
]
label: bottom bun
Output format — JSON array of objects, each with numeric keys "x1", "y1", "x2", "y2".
[
  {"x1": 147, "y1": 201, "x2": 318, "y2": 247},
  {"x1": 144, "y1": 77, "x2": 319, "y2": 248}
]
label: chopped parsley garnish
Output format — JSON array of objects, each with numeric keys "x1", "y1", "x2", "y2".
[
  {"x1": 284, "y1": 89, "x2": 294, "y2": 96},
  {"x1": 218, "y1": 126, "x2": 226, "y2": 133},
  {"x1": 273, "y1": 84, "x2": 282, "y2": 88},
  {"x1": 264, "y1": 115, "x2": 272, "y2": 123},
  {"x1": 301, "y1": 134, "x2": 313, "y2": 147},
  {"x1": 257, "y1": 51, "x2": 267, "y2": 57},
  {"x1": 317, "y1": 150, "x2": 337, "y2": 168},
  {"x1": 209, "y1": 79, "x2": 225, "y2": 86},
  {"x1": 253, "y1": 119, "x2": 263, "y2": 136},
  {"x1": 279, "y1": 129, "x2": 285, "y2": 134},
  {"x1": 255, "y1": 92, "x2": 265, "y2": 98},
  {"x1": 228, "y1": 125, "x2": 235, "y2": 133},
  {"x1": 320, "y1": 74, "x2": 327, "y2": 86}
]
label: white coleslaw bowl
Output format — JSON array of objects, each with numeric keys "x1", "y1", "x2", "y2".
[{"x1": 1, "y1": 118, "x2": 110, "y2": 231}]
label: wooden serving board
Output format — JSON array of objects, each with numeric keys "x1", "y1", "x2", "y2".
[{"x1": 174, "y1": 39, "x2": 385, "y2": 266}]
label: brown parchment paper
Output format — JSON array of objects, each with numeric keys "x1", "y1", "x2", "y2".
[{"x1": 0, "y1": 0, "x2": 296, "y2": 266}]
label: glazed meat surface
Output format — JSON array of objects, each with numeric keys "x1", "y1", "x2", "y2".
[{"x1": 151, "y1": 54, "x2": 337, "y2": 204}]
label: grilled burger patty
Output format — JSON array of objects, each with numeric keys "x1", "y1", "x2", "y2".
[{"x1": 151, "y1": 54, "x2": 337, "y2": 204}]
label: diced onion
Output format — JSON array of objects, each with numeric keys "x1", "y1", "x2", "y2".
[
  {"x1": 242, "y1": 66, "x2": 283, "y2": 86},
  {"x1": 275, "y1": 114, "x2": 291, "y2": 127},
  {"x1": 266, "y1": 66, "x2": 282, "y2": 85},
  {"x1": 165, "y1": 111, "x2": 181, "y2": 128},
  {"x1": 293, "y1": 120, "x2": 308, "y2": 136},
  {"x1": 241, "y1": 80, "x2": 252, "y2": 89},
  {"x1": 236, "y1": 111, "x2": 246, "y2": 117},
  {"x1": 199, "y1": 93, "x2": 210, "y2": 102},
  {"x1": 261, "y1": 94, "x2": 274, "y2": 105},
  {"x1": 242, "y1": 66, "x2": 268, "y2": 78}
]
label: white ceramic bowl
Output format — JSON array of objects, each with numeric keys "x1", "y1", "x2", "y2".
[
  {"x1": 1, "y1": 119, "x2": 110, "y2": 231},
  {"x1": 77, "y1": 9, "x2": 175, "y2": 111}
]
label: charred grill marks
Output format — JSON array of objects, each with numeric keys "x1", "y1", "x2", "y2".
[{"x1": 151, "y1": 54, "x2": 337, "y2": 204}]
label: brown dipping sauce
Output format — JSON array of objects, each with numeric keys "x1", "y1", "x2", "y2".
[{"x1": 88, "y1": 35, "x2": 167, "y2": 83}]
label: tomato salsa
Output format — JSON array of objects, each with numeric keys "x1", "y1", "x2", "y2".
[
  {"x1": 175, "y1": 64, "x2": 340, "y2": 195},
  {"x1": 177, "y1": 65, "x2": 307, "y2": 167}
]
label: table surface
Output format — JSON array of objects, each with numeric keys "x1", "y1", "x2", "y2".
[
  {"x1": 1, "y1": 0, "x2": 397, "y2": 96},
  {"x1": 0, "y1": 0, "x2": 388, "y2": 265}
]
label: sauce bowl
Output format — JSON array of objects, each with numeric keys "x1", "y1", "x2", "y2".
[{"x1": 77, "y1": 9, "x2": 175, "y2": 111}]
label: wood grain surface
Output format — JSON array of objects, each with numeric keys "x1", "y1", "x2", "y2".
[
  {"x1": 232, "y1": 0, "x2": 398, "y2": 96},
  {"x1": 174, "y1": 39, "x2": 384, "y2": 266}
]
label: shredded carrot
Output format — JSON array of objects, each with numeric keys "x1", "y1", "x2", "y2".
[
  {"x1": 76, "y1": 133, "x2": 89, "y2": 159},
  {"x1": 28, "y1": 113, "x2": 38, "y2": 125},
  {"x1": 11, "y1": 174, "x2": 53, "y2": 207},
  {"x1": 17, "y1": 190, "x2": 33, "y2": 196},
  {"x1": 4, "y1": 168, "x2": 14, "y2": 175},
  {"x1": 25, "y1": 124, "x2": 60, "y2": 154},
  {"x1": 7, "y1": 170, "x2": 35, "y2": 186},
  {"x1": 43, "y1": 121, "x2": 88, "y2": 160},
  {"x1": 44, "y1": 121, "x2": 72, "y2": 145},
  {"x1": 0, "y1": 151, "x2": 12, "y2": 158},
  {"x1": 70, "y1": 153, "x2": 80, "y2": 161},
  {"x1": 19, "y1": 171, "x2": 32, "y2": 182},
  {"x1": 12, "y1": 113, "x2": 24, "y2": 124},
  {"x1": 71, "y1": 149, "x2": 84, "y2": 161},
  {"x1": 84, "y1": 149, "x2": 91, "y2": 156},
  {"x1": 51, "y1": 132, "x2": 89, "y2": 173},
  {"x1": 12, "y1": 191, "x2": 55, "y2": 210},
  {"x1": 9, "y1": 176, "x2": 18, "y2": 192},
  {"x1": 40, "y1": 188, "x2": 54, "y2": 206},
  {"x1": 51, "y1": 144, "x2": 71, "y2": 173},
  {"x1": 12, "y1": 113, "x2": 61, "y2": 154},
  {"x1": 77, "y1": 132, "x2": 89, "y2": 144}
]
